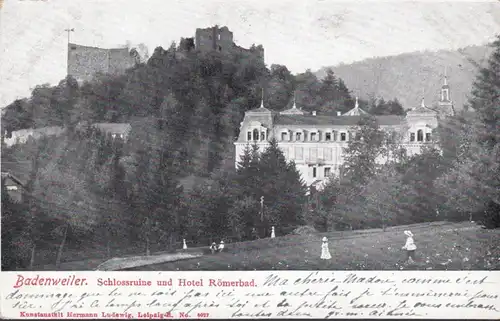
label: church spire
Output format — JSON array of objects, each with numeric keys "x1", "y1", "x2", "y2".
[
  {"x1": 444, "y1": 66, "x2": 448, "y2": 86},
  {"x1": 293, "y1": 91, "x2": 297, "y2": 109},
  {"x1": 421, "y1": 88, "x2": 425, "y2": 108},
  {"x1": 260, "y1": 88, "x2": 264, "y2": 108},
  {"x1": 355, "y1": 96, "x2": 359, "y2": 109}
]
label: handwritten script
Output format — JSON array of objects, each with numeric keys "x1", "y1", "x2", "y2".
[{"x1": 1, "y1": 271, "x2": 499, "y2": 319}]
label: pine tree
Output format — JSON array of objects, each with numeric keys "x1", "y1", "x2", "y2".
[
  {"x1": 236, "y1": 143, "x2": 261, "y2": 199},
  {"x1": 259, "y1": 139, "x2": 307, "y2": 232}
]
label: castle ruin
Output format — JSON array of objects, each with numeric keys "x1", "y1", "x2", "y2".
[
  {"x1": 67, "y1": 43, "x2": 138, "y2": 83},
  {"x1": 194, "y1": 25, "x2": 264, "y2": 62}
]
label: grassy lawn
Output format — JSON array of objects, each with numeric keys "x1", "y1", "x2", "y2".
[{"x1": 124, "y1": 221, "x2": 500, "y2": 271}]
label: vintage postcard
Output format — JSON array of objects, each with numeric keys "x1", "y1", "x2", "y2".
[{"x1": 0, "y1": 0, "x2": 499, "y2": 319}]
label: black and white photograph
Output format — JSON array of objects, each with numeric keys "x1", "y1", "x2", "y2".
[{"x1": 1, "y1": 0, "x2": 499, "y2": 273}]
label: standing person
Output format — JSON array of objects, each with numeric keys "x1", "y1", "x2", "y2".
[
  {"x1": 320, "y1": 237, "x2": 332, "y2": 260},
  {"x1": 270, "y1": 226, "x2": 276, "y2": 238},
  {"x1": 210, "y1": 242, "x2": 217, "y2": 254},
  {"x1": 251, "y1": 227, "x2": 259, "y2": 240},
  {"x1": 218, "y1": 240, "x2": 225, "y2": 252},
  {"x1": 402, "y1": 230, "x2": 417, "y2": 264}
]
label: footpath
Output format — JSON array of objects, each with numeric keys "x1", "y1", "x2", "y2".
[{"x1": 95, "y1": 251, "x2": 204, "y2": 271}]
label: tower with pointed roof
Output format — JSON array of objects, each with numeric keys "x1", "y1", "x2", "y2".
[
  {"x1": 437, "y1": 68, "x2": 455, "y2": 117},
  {"x1": 342, "y1": 97, "x2": 369, "y2": 116},
  {"x1": 281, "y1": 92, "x2": 306, "y2": 115}
]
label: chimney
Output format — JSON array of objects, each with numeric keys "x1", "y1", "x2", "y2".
[
  {"x1": 312, "y1": 111, "x2": 317, "y2": 116},
  {"x1": 337, "y1": 111, "x2": 342, "y2": 116}
]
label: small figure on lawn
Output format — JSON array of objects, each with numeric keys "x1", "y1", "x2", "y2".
[
  {"x1": 271, "y1": 226, "x2": 275, "y2": 238},
  {"x1": 183, "y1": 239, "x2": 187, "y2": 250},
  {"x1": 402, "y1": 230, "x2": 417, "y2": 264},
  {"x1": 218, "y1": 240, "x2": 225, "y2": 252},
  {"x1": 320, "y1": 237, "x2": 332, "y2": 260},
  {"x1": 210, "y1": 242, "x2": 217, "y2": 254},
  {"x1": 251, "y1": 227, "x2": 259, "y2": 240}
]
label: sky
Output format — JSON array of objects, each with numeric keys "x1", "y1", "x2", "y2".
[{"x1": 0, "y1": 0, "x2": 499, "y2": 109}]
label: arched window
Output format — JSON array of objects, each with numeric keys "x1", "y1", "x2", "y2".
[
  {"x1": 247, "y1": 132, "x2": 252, "y2": 141},
  {"x1": 417, "y1": 129, "x2": 424, "y2": 142},
  {"x1": 253, "y1": 129, "x2": 259, "y2": 141},
  {"x1": 260, "y1": 131, "x2": 265, "y2": 141}
]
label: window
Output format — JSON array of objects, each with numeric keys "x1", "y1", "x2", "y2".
[
  {"x1": 410, "y1": 133, "x2": 415, "y2": 142},
  {"x1": 442, "y1": 88, "x2": 449, "y2": 101},
  {"x1": 340, "y1": 133, "x2": 346, "y2": 141},
  {"x1": 310, "y1": 132, "x2": 317, "y2": 141},
  {"x1": 281, "y1": 132, "x2": 288, "y2": 141},
  {"x1": 324, "y1": 167, "x2": 331, "y2": 177},
  {"x1": 310, "y1": 148, "x2": 318, "y2": 160},
  {"x1": 218, "y1": 34, "x2": 221, "y2": 40},
  {"x1": 6, "y1": 185, "x2": 18, "y2": 191},
  {"x1": 253, "y1": 129, "x2": 259, "y2": 141},
  {"x1": 325, "y1": 132, "x2": 331, "y2": 141},
  {"x1": 247, "y1": 132, "x2": 252, "y2": 141},
  {"x1": 417, "y1": 129, "x2": 424, "y2": 142},
  {"x1": 324, "y1": 148, "x2": 332, "y2": 160},
  {"x1": 295, "y1": 147, "x2": 303, "y2": 160},
  {"x1": 296, "y1": 132, "x2": 302, "y2": 141},
  {"x1": 426, "y1": 133, "x2": 431, "y2": 142},
  {"x1": 261, "y1": 131, "x2": 265, "y2": 141},
  {"x1": 313, "y1": 167, "x2": 317, "y2": 178}
]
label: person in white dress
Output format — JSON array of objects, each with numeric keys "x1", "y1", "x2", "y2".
[
  {"x1": 320, "y1": 237, "x2": 332, "y2": 260},
  {"x1": 218, "y1": 240, "x2": 225, "y2": 252},
  {"x1": 271, "y1": 226, "x2": 275, "y2": 238},
  {"x1": 402, "y1": 230, "x2": 417, "y2": 264},
  {"x1": 182, "y1": 239, "x2": 187, "y2": 250}
]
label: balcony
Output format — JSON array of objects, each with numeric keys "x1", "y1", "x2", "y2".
[{"x1": 305, "y1": 158, "x2": 325, "y2": 166}]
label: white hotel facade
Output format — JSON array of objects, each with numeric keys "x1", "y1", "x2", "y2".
[{"x1": 234, "y1": 77, "x2": 455, "y2": 189}]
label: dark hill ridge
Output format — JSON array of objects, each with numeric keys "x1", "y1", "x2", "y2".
[{"x1": 315, "y1": 44, "x2": 493, "y2": 111}]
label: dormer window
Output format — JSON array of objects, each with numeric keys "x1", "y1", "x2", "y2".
[
  {"x1": 325, "y1": 132, "x2": 332, "y2": 141},
  {"x1": 417, "y1": 129, "x2": 424, "y2": 142},
  {"x1": 296, "y1": 132, "x2": 302, "y2": 141},
  {"x1": 281, "y1": 132, "x2": 288, "y2": 141},
  {"x1": 253, "y1": 129, "x2": 259, "y2": 141},
  {"x1": 340, "y1": 133, "x2": 346, "y2": 141},
  {"x1": 310, "y1": 132, "x2": 317, "y2": 141}
]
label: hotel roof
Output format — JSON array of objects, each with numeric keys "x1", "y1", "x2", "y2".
[{"x1": 274, "y1": 114, "x2": 405, "y2": 127}]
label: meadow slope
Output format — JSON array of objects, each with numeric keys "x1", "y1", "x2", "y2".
[{"x1": 125, "y1": 221, "x2": 500, "y2": 271}]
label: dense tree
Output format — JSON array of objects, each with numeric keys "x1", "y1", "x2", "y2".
[
  {"x1": 258, "y1": 139, "x2": 307, "y2": 233},
  {"x1": 436, "y1": 35, "x2": 500, "y2": 227}
]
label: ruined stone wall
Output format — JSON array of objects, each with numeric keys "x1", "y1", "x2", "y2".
[
  {"x1": 195, "y1": 26, "x2": 234, "y2": 52},
  {"x1": 68, "y1": 43, "x2": 135, "y2": 83}
]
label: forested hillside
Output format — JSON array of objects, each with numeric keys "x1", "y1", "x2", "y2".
[
  {"x1": 1, "y1": 40, "x2": 369, "y2": 269},
  {"x1": 2, "y1": 36, "x2": 499, "y2": 271},
  {"x1": 316, "y1": 44, "x2": 494, "y2": 111}
]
